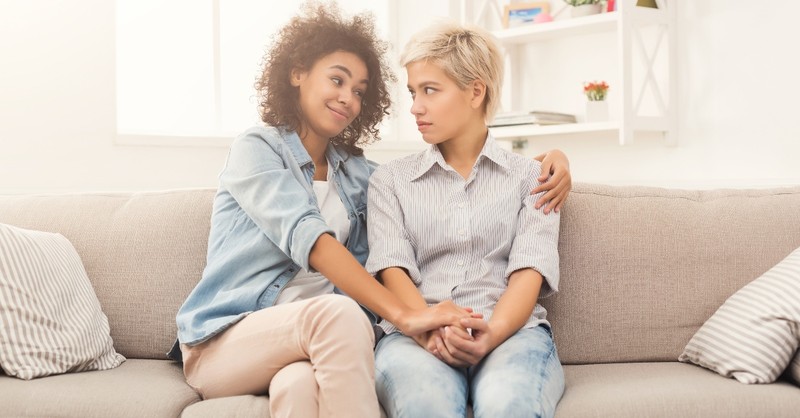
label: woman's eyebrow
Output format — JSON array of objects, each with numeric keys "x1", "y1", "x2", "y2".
[
  {"x1": 408, "y1": 80, "x2": 441, "y2": 89},
  {"x1": 330, "y1": 64, "x2": 368, "y2": 85}
]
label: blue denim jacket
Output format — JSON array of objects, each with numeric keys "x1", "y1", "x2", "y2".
[{"x1": 170, "y1": 126, "x2": 375, "y2": 358}]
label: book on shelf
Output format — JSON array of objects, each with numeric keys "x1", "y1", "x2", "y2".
[{"x1": 489, "y1": 110, "x2": 577, "y2": 127}]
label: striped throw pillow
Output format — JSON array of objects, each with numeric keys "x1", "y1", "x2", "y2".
[
  {"x1": 678, "y1": 246, "x2": 800, "y2": 384},
  {"x1": 0, "y1": 223, "x2": 124, "y2": 380}
]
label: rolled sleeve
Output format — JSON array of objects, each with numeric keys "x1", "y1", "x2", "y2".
[
  {"x1": 505, "y1": 170, "x2": 561, "y2": 298},
  {"x1": 290, "y1": 217, "x2": 335, "y2": 272},
  {"x1": 365, "y1": 165, "x2": 421, "y2": 285},
  {"x1": 220, "y1": 128, "x2": 333, "y2": 272}
]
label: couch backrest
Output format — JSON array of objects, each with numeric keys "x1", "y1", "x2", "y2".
[
  {"x1": 0, "y1": 189, "x2": 215, "y2": 359},
  {"x1": 2, "y1": 185, "x2": 800, "y2": 364},
  {"x1": 547, "y1": 184, "x2": 800, "y2": 364}
]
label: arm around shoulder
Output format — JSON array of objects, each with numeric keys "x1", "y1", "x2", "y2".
[{"x1": 531, "y1": 149, "x2": 572, "y2": 213}]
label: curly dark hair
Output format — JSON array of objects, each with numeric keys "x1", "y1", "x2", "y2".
[{"x1": 255, "y1": 1, "x2": 395, "y2": 155}]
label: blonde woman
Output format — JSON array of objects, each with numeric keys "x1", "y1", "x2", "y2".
[{"x1": 367, "y1": 22, "x2": 565, "y2": 418}]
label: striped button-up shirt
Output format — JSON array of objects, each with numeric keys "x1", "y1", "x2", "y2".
[{"x1": 366, "y1": 134, "x2": 560, "y2": 335}]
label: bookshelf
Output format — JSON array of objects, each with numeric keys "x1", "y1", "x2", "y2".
[
  {"x1": 487, "y1": 0, "x2": 677, "y2": 146},
  {"x1": 491, "y1": 121, "x2": 619, "y2": 140}
]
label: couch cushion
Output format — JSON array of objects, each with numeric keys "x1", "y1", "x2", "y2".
[
  {"x1": 679, "y1": 246, "x2": 800, "y2": 383},
  {"x1": 0, "y1": 358, "x2": 199, "y2": 418},
  {"x1": 0, "y1": 189, "x2": 215, "y2": 359},
  {"x1": 0, "y1": 223, "x2": 125, "y2": 379},
  {"x1": 181, "y1": 362, "x2": 800, "y2": 418},
  {"x1": 557, "y1": 362, "x2": 800, "y2": 418},
  {"x1": 181, "y1": 395, "x2": 271, "y2": 418},
  {"x1": 546, "y1": 184, "x2": 800, "y2": 364}
]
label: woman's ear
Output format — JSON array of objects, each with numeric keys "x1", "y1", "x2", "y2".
[
  {"x1": 470, "y1": 79, "x2": 487, "y2": 110},
  {"x1": 290, "y1": 68, "x2": 306, "y2": 87}
]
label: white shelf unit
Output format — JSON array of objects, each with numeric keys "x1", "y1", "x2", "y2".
[{"x1": 488, "y1": 0, "x2": 677, "y2": 146}]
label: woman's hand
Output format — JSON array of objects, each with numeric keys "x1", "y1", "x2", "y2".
[
  {"x1": 412, "y1": 309, "x2": 484, "y2": 365},
  {"x1": 417, "y1": 313, "x2": 483, "y2": 367},
  {"x1": 438, "y1": 318, "x2": 497, "y2": 367},
  {"x1": 532, "y1": 149, "x2": 572, "y2": 214},
  {"x1": 396, "y1": 300, "x2": 473, "y2": 337},
  {"x1": 412, "y1": 329, "x2": 443, "y2": 357}
]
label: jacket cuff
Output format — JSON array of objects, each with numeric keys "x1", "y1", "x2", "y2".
[{"x1": 291, "y1": 216, "x2": 334, "y2": 272}]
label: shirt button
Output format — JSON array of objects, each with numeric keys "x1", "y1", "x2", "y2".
[
  {"x1": 457, "y1": 260, "x2": 464, "y2": 266},
  {"x1": 458, "y1": 203, "x2": 465, "y2": 209},
  {"x1": 458, "y1": 229, "x2": 465, "y2": 235}
]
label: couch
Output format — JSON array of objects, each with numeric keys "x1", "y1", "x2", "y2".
[{"x1": 1, "y1": 183, "x2": 799, "y2": 417}]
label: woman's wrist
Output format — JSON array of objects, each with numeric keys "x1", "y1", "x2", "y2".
[{"x1": 385, "y1": 304, "x2": 413, "y2": 333}]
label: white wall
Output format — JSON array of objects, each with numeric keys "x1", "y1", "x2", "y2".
[
  {"x1": 1, "y1": 0, "x2": 799, "y2": 193},
  {"x1": 0, "y1": 1, "x2": 227, "y2": 194}
]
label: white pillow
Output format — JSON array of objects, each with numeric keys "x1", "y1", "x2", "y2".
[
  {"x1": 679, "y1": 246, "x2": 800, "y2": 384},
  {"x1": 0, "y1": 223, "x2": 124, "y2": 380}
]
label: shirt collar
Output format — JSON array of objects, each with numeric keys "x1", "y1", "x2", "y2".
[{"x1": 411, "y1": 131, "x2": 509, "y2": 181}]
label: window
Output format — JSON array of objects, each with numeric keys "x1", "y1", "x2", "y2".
[{"x1": 116, "y1": 0, "x2": 390, "y2": 140}]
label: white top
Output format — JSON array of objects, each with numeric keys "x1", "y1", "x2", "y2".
[{"x1": 276, "y1": 171, "x2": 350, "y2": 305}]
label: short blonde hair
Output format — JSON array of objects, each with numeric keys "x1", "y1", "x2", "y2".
[{"x1": 400, "y1": 21, "x2": 504, "y2": 122}]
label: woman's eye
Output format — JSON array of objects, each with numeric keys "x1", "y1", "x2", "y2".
[
  {"x1": 424, "y1": 87, "x2": 435, "y2": 94},
  {"x1": 331, "y1": 77, "x2": 342, "y2": 86},
  {"x1": 408, "y1": 90, "x2": 416, "y2": 98},
  {"x1": 354, "y1": 90, "x2": 364, "y2": 98}
]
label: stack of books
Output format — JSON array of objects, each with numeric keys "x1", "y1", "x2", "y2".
[{"x1": 490, "y1": 110, "x2": 577, "y2": 127}]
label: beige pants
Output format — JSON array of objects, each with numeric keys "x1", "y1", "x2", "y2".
[{"x1": 181, "y1": 294, "x2": 379, "y2": 418}]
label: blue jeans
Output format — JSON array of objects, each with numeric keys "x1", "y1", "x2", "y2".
[{"x1": 375, "y1": 325, "x2": 565, "y2": 418}]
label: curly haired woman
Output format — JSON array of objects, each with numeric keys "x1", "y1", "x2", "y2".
[
  {"x1": 169, "y1": 3, "x2": 572, "y2": 418},
  {"x1": 168, "y1": 4, "x2": 477, "y2": 417}
]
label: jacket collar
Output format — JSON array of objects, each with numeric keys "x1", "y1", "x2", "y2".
[{"x1": 281, "y1": 128, "x2": 350, "y2": 175}]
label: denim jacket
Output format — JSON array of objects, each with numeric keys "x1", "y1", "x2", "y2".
[{"x1": 169, "y1": 126, "x2": 375, "y2": 359}]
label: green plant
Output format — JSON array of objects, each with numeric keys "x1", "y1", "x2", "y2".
[
  {"x1": 563, "y1": 0, "x2": 601, "y2": 6},
  {"x1": 583, "y1": 81, "x2": 609, "y2": 101}
]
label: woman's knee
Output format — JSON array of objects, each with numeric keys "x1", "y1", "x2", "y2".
[
  {"x1": 471, "y1": 328, "x2": 564, "y2": 418},
  {"x1": 270, "y1": 361, "x2": 318, "y2": 398},
  {"x1": 473, "y1": 369, "x2": 563, "y2": 418},
  {"x1": 269, "y1": 362, "x2": 319, "y2": 418},
  {"x1": 306, "y1": 295, "x2": 373, "y2": 343},
  {"x1": 376, "y1": 335, "x2": 469, "y2": 418}
]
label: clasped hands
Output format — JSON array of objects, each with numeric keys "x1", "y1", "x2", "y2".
[{"x1": 412, "y1": 300, "x2": 496, "y2": 368}]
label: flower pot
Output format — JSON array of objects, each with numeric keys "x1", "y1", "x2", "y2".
[
  {"x1": 571, "y1": 3, "x2": 603, "y2": 18},
  {"x1": 585, "y1": 100, "x2": 608, "y2": 122}
]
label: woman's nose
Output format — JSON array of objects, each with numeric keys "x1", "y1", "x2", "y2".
[
  {"x1": 338, "y1": 92, "x2": 350, "y2": 105},
  {"x1": 410, "y1": 98, "x2": 424, "y2": 115}
]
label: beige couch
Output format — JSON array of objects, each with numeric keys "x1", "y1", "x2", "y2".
[{"x1": 1, "y1": 184, "x2": 799, "y2": 417}]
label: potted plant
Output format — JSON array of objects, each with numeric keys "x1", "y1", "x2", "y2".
[
  {"x1": 584, "y1": 80, "x2": 609, "y2": 101},
  {"x1": 563, "y1": 0, "x2": 603, "y2": 17},
  {"x1": 583, "y1": 80, "x2": 609, "y2": 122}
]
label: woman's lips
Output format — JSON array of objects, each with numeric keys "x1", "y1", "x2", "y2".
[{"x1": 328, "y1": 106, "x2": 349, "y2": 121}]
